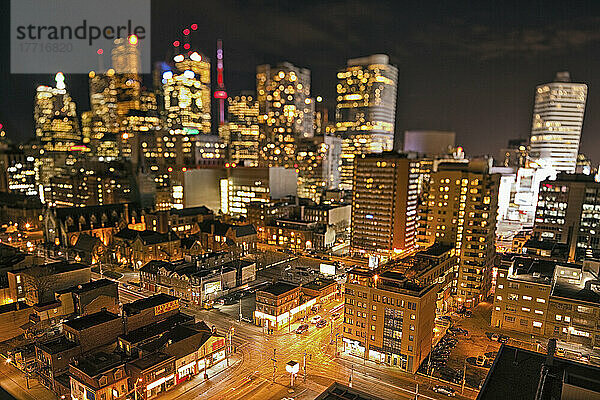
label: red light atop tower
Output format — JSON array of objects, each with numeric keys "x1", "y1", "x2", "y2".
[
  {"x1": 173, "y1": 40, "x2": 180, "y2": 47},
  {"x1": 214, "y1": 39, "x2": 227, "y2": 126},
  {"x1": 183, "y1": 28, "x2": 190, "y2": 35},
  {"x1": 214, "y1": 90, "x2": 227, "y2": 99},
  {"x1": 191, "y1": 23, "x2": 198, "y2": 30},
  {"x1": 97, "y1": 49, "x2": 103, "y2": 55},
  {"x1": 183, "y1": 43, "x2": 190, "y2": 50}
]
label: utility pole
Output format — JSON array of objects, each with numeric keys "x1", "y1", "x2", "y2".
[
  {"x1": 349, "y1": 364, "x2": 353, "y2": 388},
  {"x1": 303, "y1": 351, "x2": 307, "y2": 382},
  {"x1": 238, "y1": 297, "x2": 242, "y2": 322},
  {"x1": 414, "y1": 383, "x2": 419, "y2": 400},
  {"x1": 272, "y1": 348, "x2": 277, "y2": 383},
  {"x1": 462, "y1": 360, "x2": 467, "y2": 394}
]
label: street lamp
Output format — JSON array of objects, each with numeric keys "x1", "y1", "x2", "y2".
[{"x1": 286, "y1": 361, "x2": 299, "y2": 388}]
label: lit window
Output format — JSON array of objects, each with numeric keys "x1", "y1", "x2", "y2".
[
  {"x1": 522, "y1": 296, "x2": 532, "y2": 301},
  {"x1": 536, "y1": 298, "x2": 545, "y2": 303},
  {"x1": 533, "y1": 321, "x2": 543, "y2": 328}
]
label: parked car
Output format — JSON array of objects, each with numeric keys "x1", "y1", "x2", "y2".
[
  {"x1": 311, "y1": 315, "x2": 322, "y2": 324},
  {"x1": 556, "y1": 348, "x2": 566, "y2": 357},
  {"x1": 476, "y1": 355, "x2": 487, "y2": 366},
  {"x1": 316, "y1": 319, "x2": 327, "y2": 328},
  {"x1": 490, "y1": 333, "x2": 499, "y2": 341},
  {"x1": 464, "y1": 310, "x2": 472, "y2": 317},
  {"x1": 498, "y1": 334, "x2": 509, "y2": 343},
  {"x1": 331, "y1": 312, "x2": 341, "y2": 319},
  {"x1": 433, "y1": 385, "x2": 456, "y2": 397},
  {"x1": 296, "y1": 324, "x2": 309, "y2": 334}
]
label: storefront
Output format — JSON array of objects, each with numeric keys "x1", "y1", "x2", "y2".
[
  {"x1": 176, "y1": 360, "x2": 197, "y2": 383},
  {"x1": 368, "y1": 345, "x2": 386, "y2": 363},
  {"x1": 145, "y1": 373, "x2": 175, "y2": 399},
  {"x1": 343, "y1": 337, "x2": 365, "y2": 357}
]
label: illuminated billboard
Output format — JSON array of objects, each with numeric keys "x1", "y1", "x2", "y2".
[
  {"x1": 320, "y1": 263, "x2": 336, "y2": 276},
  {"x1": 204, "y1": 281, "x2": 222, "y2": 295}
]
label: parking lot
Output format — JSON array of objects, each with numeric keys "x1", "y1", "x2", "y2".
[{"x1": 419, "y1": 304, "x2": 502, "y2": 390}]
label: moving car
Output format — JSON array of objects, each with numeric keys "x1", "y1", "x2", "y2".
[
  {"x1": 316, "y1": 319, "x2": 327, "y2": 328},
  {"x1": 311, "y1": 315, "x2": 322, "y2": 324},
  {"x1": 296, "y1": 324, "x2": 309, "y2": 334},
  {"x1": 555, "y1": 348, "x2": 565, "y2": 357},
  {"x1": 432, "y1": 385, "x2": 456, "y2": 397},
  {"x1": 498, "y1": 334, "x2": 509, "y2": 343}
]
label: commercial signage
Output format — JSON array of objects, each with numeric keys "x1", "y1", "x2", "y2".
[
  {"x1": 212, "y1": 338, "x2": 225, "y2": 351},
  {"x1": 204, "y1": 281, "x2": 222, "y2": 295},
  {"x1": 154, "y1": 299, "x2": 179, "y2": 316},
  {"x1": 320, "y1": 263, "x2": 336, "y2": 276}
]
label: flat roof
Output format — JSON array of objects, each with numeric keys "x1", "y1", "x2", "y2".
[
  {"x1": 0, "y1": 301, "x2": 30, "y2": 314},
  {"x1": 36, "y1": 336, "x2": 78, "y2": 354},
  {"x1": 120, "y1": 313, "x2": 194, "y2": 344},
  {"x1": 123, "y1": 294, "x2": 178, "y2": 315},
  {"x1": 314, "y1": 382, "x2": 386, "y2": 400},
  {"x1": 64, "y1": 310, "x2": 120, "y2": 331},
  {"x1": 57, "y1": 278, "x2": 115, "y2": 294},
  {"x1": 258, "y1": 281, "x2": 299, "y2": 296},
  {"x1": 303, "y1": 278, "x2": 336, "y2": 291},
  {"x1": 72, "y1": 351, "x2": 124, "y2": 377},
  {"x1": 128, "y1": 352, "x2": 174, "y2": 371},
  {"x1": 478, "y1": 344, "x2": 600, "y2": 400}
]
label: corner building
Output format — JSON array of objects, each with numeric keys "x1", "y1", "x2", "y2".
[{"x1": 342, "y1": 268, "x2": 436, "y2": 373}]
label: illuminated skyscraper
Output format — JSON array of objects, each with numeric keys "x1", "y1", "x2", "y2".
[
  {"x1": 421, "y1": 160, "x2": 499, "y2": 308},
  {"x1": 34, "y1": 72, "x2": 82, "y2": 153},
  {"x1": 228, "y1": 93, "x2": 260, "y2": 166},
  {"x1": 256, "y1": 62, "x2": 314, "y2": 167},
  {"x1": 529, "y1": 72, "x2": 587, "y2": 173},
  {"x1": 351, "y1": 152, "x2": 419, "y2": 260},
  {"x1": 162, "y1": 51, "x2": 211, "y2": 136},
  {"x1": 111, "y1": 36, "x2": 141, "y2": 75},
  {"x1": 336, "y1": 54, "x2": 398, "y2": 190}
]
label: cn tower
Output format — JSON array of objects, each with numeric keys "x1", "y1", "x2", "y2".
[{"x1": 213, "y1": 39, "x2": 227, "y2": 126}]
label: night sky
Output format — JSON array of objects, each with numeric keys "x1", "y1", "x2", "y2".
[{"x1": 1, "y1": 0, "x2": 599, "y2": 162}]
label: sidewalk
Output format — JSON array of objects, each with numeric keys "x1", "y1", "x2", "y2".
[
  {"x1": 158, "y1": 352, "x2": 243, "y2": 400},
  {"x1": 0, "y1": 360, "x2": 55, "y2": 400}
]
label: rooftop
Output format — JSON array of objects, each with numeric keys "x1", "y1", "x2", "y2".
[
  {"x1": 36, "y1": 335, "x2": 78, "y2": 355},
  {"x1": 123, "y1": 294, "x2": 179, "y2": 316},
  {"x1": 57, "y1": 278, "x2": 116, "y2": 295},
  {"x1": 314, "y1": 382, "x2": 386, "y2": 400},
  {"x1": 120, "y1": 313, "x2": 194, "y2": 344},
  {"x1": 72, "y1": 351, "x2": 124, "y2": 377},
  {"x1": 258, "y1": 281, "x2": 299, "y2": 297},
  {"x1": 64, "y1": 310, "x2": 120, "y2": 331},
  {"x1": 478, "y1": 344, "x2": 600, "y2": 400},
  {"x1": 0, "y1": 301, "x2": 30, "y2": 314},
  {"x1": 302, "y1": 278, "x2": 336, "y2": 291},
  {"x1": 19, "y1": 261, "x2": 90, "y2": 277},
  {"x1": 128, "y1": 352, "x2": 174, "y2": 372}
]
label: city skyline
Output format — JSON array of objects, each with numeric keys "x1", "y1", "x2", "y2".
[{"x1": 1, "y1": 1, "x2": 599, "y2": 163}]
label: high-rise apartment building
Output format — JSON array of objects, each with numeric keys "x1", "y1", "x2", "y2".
[
  {"x1": 256, "y1": 62, "x2": 313, "y2": 167},
  {"x1": 342, "y1": 267, "x2": 437, "y2": 373},
  {"x1": 421, "y1": 160, "x2": 499, "y2": 308},
  {"x1": 220, "y1": 167, "x2": 298, "y2": 217},
  {"x1": 227, "y1": 93, "x2": 260, "y2": 166},
  {"x1": 351, "y1": 152, "x2": 419, "y2": 260},
  {"x1": 336, "y1": 54, "x2": 398, "y2": 190},
  {"x1": 529, "y1": 72, "x2": 587, "y2": 173},
  {"x1": 533, "y1": 173, "x2": 600, "y2": 261},
  {"x1": 34, "y1": 72, "x2": 82, "y2": 153}
]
